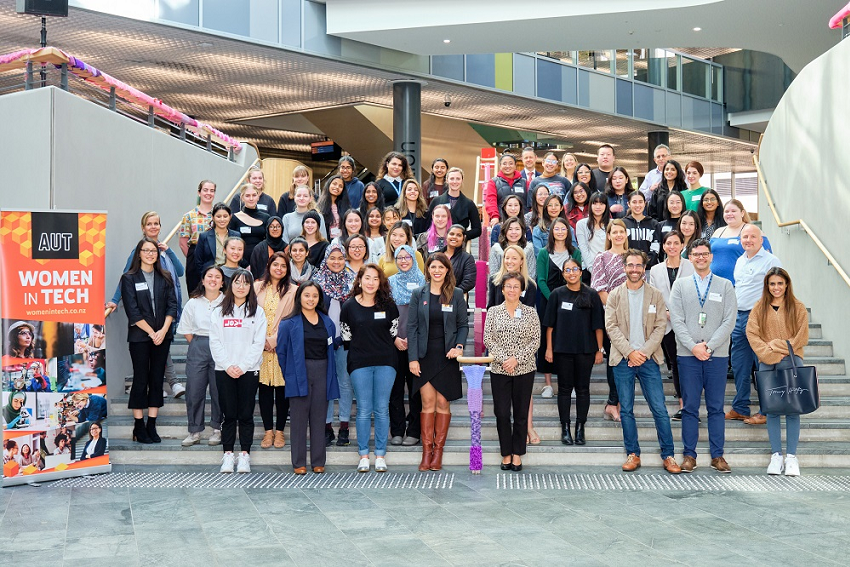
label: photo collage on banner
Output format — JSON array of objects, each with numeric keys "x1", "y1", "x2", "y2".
[{"x1": 1, "y1": 210, "x2": 109, "y2": 484}]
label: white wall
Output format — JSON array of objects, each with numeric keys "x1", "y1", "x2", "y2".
[
  {"x1": 0, "y1": 87, "x2": 257, "y2": 396},
  {"x1": 759, "y1": 38, "x2": 850, "y2": 363}
]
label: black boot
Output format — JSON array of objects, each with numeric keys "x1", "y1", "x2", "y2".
[
  {"x1": 146, "y1": 416, "x2": 161, "y2": 443},
  {"x1": 133, "y1": 418, "x2": 152, "y2": 444},
  {"x1": 561, "y1": 422, "x2": 574, "y2": 445},
  {"x1": 574, "y1": 422, "x2": 586, "y2": 446},
  {"x1": 336, "y1": 426, "x2": 350, "y2": 447},
  {"x1": 325, "y1": 425, "x2": 335, "y2": 447}
]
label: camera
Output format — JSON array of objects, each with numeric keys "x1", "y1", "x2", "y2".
[{"x1": 444, "y1": 94, "x2": 452, "y2": 108}]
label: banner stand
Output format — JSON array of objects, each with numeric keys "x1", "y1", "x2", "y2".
[{"x1": 3, "y1": 463, "x2": 111, "y2": 488}]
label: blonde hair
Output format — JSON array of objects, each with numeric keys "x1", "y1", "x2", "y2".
[
  {"x1": 493, "y1": 244, "x2": 530, "y2": 288},
  {"x1": 605, "y1": 219, "x2": 628, "y2": 251},
  {"x1": 239, "y1": 183, "x2": 259, "y2": 197},
  {"x1": 289, "y1": 165, "x2": 311, "y2": 199},
  {"x1": 726, "y1": 198, "x2": 752, "y2": 223},
  {"x1": 247, "y1": 167, "x2": 265, "y2": 191},
  {"x1": 397, "y1": 180, "x2": 428, "y2": 218},
  {"x1": 70, "y1": 393, "x2": 90, "y2": 403},
  {"x1": 293, "y1": 184, "x2": 317, "y2": 210},
  {"x1": 140, "y1": 211, "x2": 160, "y2": 232},
  {"x1": 447, "y1": 167, "x2": 464, "y2": 180}
]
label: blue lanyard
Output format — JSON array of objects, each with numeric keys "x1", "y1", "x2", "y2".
[{"x1": 693, "y1": 274, "x2": 713, "y2": 309}]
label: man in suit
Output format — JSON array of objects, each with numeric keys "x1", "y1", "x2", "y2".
[
  {"x1": 605, "y1": 249, "x2": 680, "y2": 474},
  {"x1": 519, "y1": 147, "x2": 539, "y2": 189}
]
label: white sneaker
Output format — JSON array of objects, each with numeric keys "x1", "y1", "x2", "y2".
[
  {"x1": 220, "y1": 452, "x2": 235, "y2": 474},
  {"x1": 375, "y1": 457, "x2": 388, "y2": 472},
  {"x1": 541, "y1": 385, "x2": 554, "y2": 398},
  {"x1": 236, "y1": 452, "x2": 251, "y2": 474},
  {"x1": 357, "y1": 456, "x2": 370, "y2": 473},
  {"x1": 172, "y1": 383, "x2": 186, "y2": 398},
  {"x1": 181, "y1": 432, "x2": 200, "y2": 447},
  {"x1": 767, "y1": 452, "x2": 784, "y2": 475},
  {"x1": 784, "y1": 454, "x2": 800, "y2": 476},
  {"x1": 208, "y1": 429, "x2": 221, "y2": 446}
]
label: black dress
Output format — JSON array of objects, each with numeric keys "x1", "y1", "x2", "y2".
[{"x1": 414, "y1": 293, "x2": 461, "y2": 401}]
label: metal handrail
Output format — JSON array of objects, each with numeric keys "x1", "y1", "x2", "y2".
[{"x1": 754, "y1": 138, "x2": 850, "y2": 289}]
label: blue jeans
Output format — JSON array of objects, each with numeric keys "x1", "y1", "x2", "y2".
[
  {"x1": 731, "y1": 310, "x2": 758, "y2": 415},
  {"x1": 327, "y1": 348, "x2": 353, "y2": 423},
  {"x1": 761, "y1": 357, "x2": 803, "y2": 455},
  {"x1": 612, "y1": 359, "x2": 675, "y2": 460},
  {"x1": 678, "y1": 356, "x2": 727, "y2": 459},
  {"x1": 349, "y1": 366, "x2": 396, "y2": 456}
]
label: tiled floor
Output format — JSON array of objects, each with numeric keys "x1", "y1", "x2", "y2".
[{"x1": 2, "y1": 465, "x2": 849, "y2": 566}]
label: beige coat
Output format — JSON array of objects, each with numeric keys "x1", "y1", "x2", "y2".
[{"x1": 604, "y1": 282, "x2": 667, "y2": 366}]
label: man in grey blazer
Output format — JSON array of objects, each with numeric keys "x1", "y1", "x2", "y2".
[{"x1": 669, "y1": 239, "x2": 738, "y2": 473}]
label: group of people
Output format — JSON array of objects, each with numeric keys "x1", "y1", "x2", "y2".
[{"x1": 110, "y1": 145, "x2": 806, "y2": 476}]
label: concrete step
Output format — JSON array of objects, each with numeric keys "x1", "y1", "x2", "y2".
[{"x1": 106, "y1": 438, "x2": 850, "y2": 469}]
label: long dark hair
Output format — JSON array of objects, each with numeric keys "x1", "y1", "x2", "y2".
[
  {"x1": 567, "y1": 181, "x2": 591, "y2": 212},
  {"x1": 542, "y1": 194, "x2": 567, "y2": 228},
  {"x1": 286, "y1": 281, "x2": 327, "y2": 318},
  {"x1": 664, "y1": 190, "x2": 686, "y2": 222},
  {"x1": 317, "y1": 175, "x2": 351, "y2": 231},
  {"x1": 605, "y1": 166, "x2": 632, "y2": 199},
  {"x1": 257, "y1": 251, "x2": 292, "y2": 296},
  {"x1": 127, "y1": 237, "x2": 173, "y2": 284},
  {"x1": 498, "y1": 217, "x2": 528, "y2": 249},
  {"x1": 359, "y1": 182, "x2": 385, "y2": 217},
  {"x1": 587, "y1": 191, "x2": 610, "y2": 241},
  {"x1": 676, "y1": 211, "x2": 703, "y2": 250},
  {"x1": 377, "y1": 151, "x2": 414, "y2": 180},
  {"x1": 662, "y1": 159, "x2": 689, "y2": 193},
  {"x1": 425, "y1": 253, "x2": 456, "y2": 305},
  {"x1": 339, "y1": 209, "x2": 367, "y2": 240},
  {"x1": 562, "y1": 257, "x2": 593, "y2": 308},
  {"x1": 351, "y1": 264, "x2": 394, "y2": 310},
  {"x1": 546, "y1": 217, "x2": 576, "y2": 255},
  {"x1": 209, "y1": 202, "x2": 232, "y2": 228},
  {"x1": 697, "y1": 189, "x2": 726, "y2": 229},
  {"x1": 527, "y1": 183, "x2": 549, "y2": 229},
  {"x1": 423, "y1": 158, "x2": 449, "y2": 193},
  {"x1": 499, "y1": 194, "x2": 525, "y2": 223},
  {"x1": 575, "y1": 163, "x2": 596, "y2": 193},
  {"x1": 189, "y1": 265, "x2": 226, "y2": 299},
  {"x1": 219, "y1": 268, "x2": 258, "y2": 317},
  {"x1": 755, "y1": 267, "x2": 802, "y2": 337},
  {"x1": 366, "y1": 206, "x2": 388, "y2": 237}
]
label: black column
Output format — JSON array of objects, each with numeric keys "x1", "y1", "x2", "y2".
[
  {"x1": 393, "y1": 80, "x2": 422, "y2": 183},
  {"x1": 647, "y1": 131, "x2": 670, "y2": 171}
]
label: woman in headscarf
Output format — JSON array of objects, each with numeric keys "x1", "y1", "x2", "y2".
[
  {"x1": 388, "y1": 245, "x2": 427, "y2": 446},
  {"x1": 3, "y1": 391, "x2": 28, "y2": 429},
  {"x1": 249, "y1": 216, "x2": 287, "y2": 279},
  {"x1": 313, "y1": 243, "x2": 356, "y2": 447}
]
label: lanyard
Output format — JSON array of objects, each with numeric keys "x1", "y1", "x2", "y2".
[{"x1": 693, "y1": 274, "x2": 713, "y2": 309}]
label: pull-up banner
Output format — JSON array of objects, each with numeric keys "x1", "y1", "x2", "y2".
[{"x1": 1, "y1": 210, "x2": 110, "y2": 487}]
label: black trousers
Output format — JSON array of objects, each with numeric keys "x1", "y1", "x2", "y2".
[
  {"x1": 491, "y1": 371, "x2": 534, "y2": 457},
  {"x1": 661, "y1": 331, "x2": 681, "y2": 398},
  {"x1": 216, "y1": 370, "x2": 259, "y2": 453},
  {"x1": 128, "y1": 338, "x2": 171, "y2": 409},
  {"x1": 185, "y1": 244, "x2": 200, "y2": 294},
  {"x1": 258, "y1": 383, "x2": 289, "y2": 431},
  {"x1": 289, "y1": 359, "x2": 328, "y2": 469},
  {"x1": 389, "y1": 348, "x2": 421, "y2": 438},
  {"x1": 553, "y1": 353, "x2": 595, "y2": 424},
  {"x1": 603, "y1": 333, "x2": 619, "y2": 406}
]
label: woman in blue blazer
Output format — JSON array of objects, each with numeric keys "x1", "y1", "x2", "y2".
[
  {"x1": 120, "y1": 237, "x2": 179, "y2": 445},
  {"x1": 195, "y1": 203, "x2": 240, "y2": 276},
  {"x1": 276, "y1": 282, "x2": 340, "y2": 474}
]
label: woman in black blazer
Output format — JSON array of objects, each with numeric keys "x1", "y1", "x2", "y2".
[
  {"x1": 427, "y1": 167, "x2": 482, "y2": 242},
  {"x1": 195, "y1": 203, "x2": 240, "y2": 274},
  {"x1": 407, "y1": 253, "x2": 469, "y2": 472},
  {"x1": 79, "y1": 421, "x2": 107, "y2": 460},
  {"x1": 442, "y1": 224, "x2": 477, "y2": 294},
  {"x1": 120, "y1": 237, "x2": 179, "y2": 444}
]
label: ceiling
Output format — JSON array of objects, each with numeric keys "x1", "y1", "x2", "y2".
[
  {"x1": 0, "y1": 4, "x2": 759, "y2": 174},
  {"x1": 325, "y1": 0, "x2": 841, "y2": 74}
]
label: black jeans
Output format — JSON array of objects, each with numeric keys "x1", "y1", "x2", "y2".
[
  {"x1": 389, "y1": 348, "x2": 421, "y2": 438},
  {"x1": 258, "y1": 383, "x2": 289, "y2": 431},
  {"x1": 553, "y1": 353, "x2": 595, "y2": 424},
  {"x1": 661, "y1": 331, "x2": 681, "y2": 398},
  {"x1": 491, "y1": 371, "x2": 534, "y2": 457},
  {"x1": 128, "y1": 338, "x2": 171, "y2": 409},
  {"x1": 216, "y1": 370, "x2": 259, "y2": 453},
  {"x1": 185, "y1": 244, "x2": 199, "y2": 294},
  {"x1": 603, "y1": 333, "x2": 619, "y2": 406}
]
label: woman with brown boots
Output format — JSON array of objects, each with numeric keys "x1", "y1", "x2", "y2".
[{"x1": 407, "y1": 254, "x2": 469, "y2": 471}]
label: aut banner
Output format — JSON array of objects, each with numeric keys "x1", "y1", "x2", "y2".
[{"x1": 1, "y1": 210, "x2": 111, "y2": 486}]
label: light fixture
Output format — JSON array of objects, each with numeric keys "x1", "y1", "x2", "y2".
[
  {"x1": 443, "y1": 39, "x2": 451, "y2": 44},
  {"x1": 693, "y1": 27, "x2": 702, "y2": 31}
]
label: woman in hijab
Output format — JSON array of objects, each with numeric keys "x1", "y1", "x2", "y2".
[
  {"x1": 249, "y1": 216, "x2": 287, "y2": 279},
  {"x1": 3, "y1": 392, "x2": 28, "y2": 429},
  {"x1": 388, "y1": 245, "x2": 427, "y2": 446}
]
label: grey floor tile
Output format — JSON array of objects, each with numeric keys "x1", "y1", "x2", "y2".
[
  {"x1": 63, "y1": 534, "x2": 138, "y2": 559},
  {"x1": 213, "y1": 544, "x2": 296, "y2": 566}
]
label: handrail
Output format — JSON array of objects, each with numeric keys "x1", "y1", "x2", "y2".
[{"x1": 754, "y1": 137, "x2": 850, "y2": 290}]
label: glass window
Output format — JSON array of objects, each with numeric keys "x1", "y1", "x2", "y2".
[
  {"x1": 667, "y1": 51, "x2": 679, "y2": 91},
  {"x1": 615, "y1": 50, "x2": 632, "y2": 77},
  {"x1": 711, "y1": 65, "x2": 723, "y2": 102},
  {"x1": 681, "y1": 57, "x2": 708, "y2": 98},
  {"x1": 577, "y1": 51, "x2": 612, "y2": 74},
  {"x1": 537, "y1": 51, "x2": 573, "y2": 64},
  {"x1": 635, "y1": 49, "x2": 663, "y2": 87}
]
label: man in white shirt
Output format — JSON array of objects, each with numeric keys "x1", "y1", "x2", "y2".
[
  {"x1": 726, "y1": 224, "x2": 782, "y2": 425},
  {"x1": 639, "y1": 144, "x2": 671, "y2": 201}
]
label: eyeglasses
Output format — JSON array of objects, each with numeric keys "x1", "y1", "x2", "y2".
[
  {"x1": 140, "y1": 249, "x2": 158, "y2": 255},
  {"x1": 690, "y1": 252, "x2": 711, "y2": 258},
  {"x1": 703, "y1": 197, "x2": 718, "y2": 203},
  {"x1": 503, "y1": 285, "x2": 523, "y2": 291},
  {"x1": 396, "y1": 255, "x2": 413, "y2": 262},
  {"x1": 543, "y1": 159, "x2": 558, "y2": 165},
  {"x1": 17, "y1": 330, "x2": 33, "y2": 336},
  {"x1": 348, "y1": 245, "x2": 366, "y2": 251},
  {"x1": 625, "y1": 263, "x2": 645, "y2": 270},
  {"x1": 563, "y1": 267, "x2": 581, "y2": 273}
]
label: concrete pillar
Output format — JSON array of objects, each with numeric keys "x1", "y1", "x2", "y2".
[
  {"x1": 392, "y1": 80, "x2": 422, "y2": 183},
  {"x1": 647, "y1": 131, "x2": 670, "y2": 171}
]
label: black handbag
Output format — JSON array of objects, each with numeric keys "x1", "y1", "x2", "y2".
[{"x1": 754, "y1": 341, "x2": 820, "y2": 415}]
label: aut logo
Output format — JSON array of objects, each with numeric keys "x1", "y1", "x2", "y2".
[{"x1": 223, "y1": 319, "x2": 243, "y2": 328}]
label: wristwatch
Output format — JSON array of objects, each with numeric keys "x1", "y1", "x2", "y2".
[
  {"x1": 455, "y1": 344, "x2": 464, "y2": 350},
  {"x1": 705, "y1": 347, "x2": 713, "y2": 356},
  {"x1": 598, "y1": 347, "x2": 606, "y2": 354}
]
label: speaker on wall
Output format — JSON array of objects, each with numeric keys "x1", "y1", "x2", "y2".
[{"x1": 16, "y1": 0, "x2": 69, "y2": 18}]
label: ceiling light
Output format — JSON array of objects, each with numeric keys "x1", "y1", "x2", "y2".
[
  {"x1": 443, "y1": 39, "x2": 451, "y2": 44},
  {"x1": 693, "y1": 27, "x2": 702, "y2": 31},
  {"x1": 198, "y1": 41, "x2": 213, "y2": 47}
]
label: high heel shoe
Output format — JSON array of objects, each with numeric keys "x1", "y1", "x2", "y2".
[
  {"x1": 574, "y1": 422, "x2": 586, "y2": 446},
  {"x1": 561, "y1": 422, "x2": 573, "y2": 445},
  {"x1": 133, "y1": 418, "x2": 152, "y2": 444},
  {"x1": 146, "y1": 416, "x2": 161, "y2": 443}
]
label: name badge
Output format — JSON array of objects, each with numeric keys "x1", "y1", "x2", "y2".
[
  {"x1": 429, "y1": 190, "x2": 439, "y2": 198},
  {"x1": 520, "y1": 290, "x2": 526, "y2": 298},
  {"x1": 403, "y1": 219, "x2": 413, "y2": 227},
  {"x1": 239, "y1": 226, "x2": 251, "y2": 234},
  {"x1": 648, "y1": 304, "x2": 657, "y2": 314},
  {"x1": 729, "y1": 239, "x2": 739, "y2": 245},
  {"x1": 330, "y1": 227, "x2": 341, "y2": 238},
  {"x1": 327, "y1": 336, "x2": 333, "y2": 346},
  {"x1": 709, "y1": 292, "x2": 723, "y2": 302},
  {"x1": 257, "y1": 204, "x2": 268, "y2": 211},
  {"x1": 442, "y1": 304, "x2": 452, "y2": 312},
  {"x1": 691, "y1": 195, "x2": 701, "y2": 202},
  {"x1": 374, "y1": 312, "x2": 386, "y2": 320},
  {"x1": 514, "y1": 187, "x2": 524, "y2": 193},
  {"x1": 406, "y1": 282, "x2": 418, "y2": 290},
  {"x1": 514, "y1": 308, "x2": 522, "y2": 318},
  {"x1": 561, "y1": 302, "x2": 573, "y2": 310},
  {"x1": 135, "y1": 282, "x2": 148, "y2": 291}
]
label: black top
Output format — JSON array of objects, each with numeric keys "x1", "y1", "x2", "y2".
[
  {"x1": 428, "y1": 192, "x2": 482, "y2": 242},
  {"x1": 488, "y1": 278, "x2": 537, "y2": 309},
  {"x1": 401, "y1": 212, "x2": 431, "y2": 236},
  {"x1": 339, "y1": 298, "x2": 400, "y2": 374},
  {"x1": 277, "y1": 193, "x2": 295, "y2": 217},
  {"x1": 446, "y1": 248, "x2": 477, "y2": 293},
  {"x1": 378, "y1": 178, "x2": 403, "y2": 207},
  {"x1": 623, "y1": 215, "x2": 660, "y2": 267},
  {"x1": 306, "y1": 241, "x2": 330, "y2": 269},
  {"x1": 542, "y1": 285, "x2": 604, "y2": 354},
  {"x1": 229, "y1": 192, "x2": 277, "y2": 218},
  {"x1": 302, "y1": 314, "x2": 330, "y2": 360},
  {"x1": 591, "y1": 168, "x2": 611, "y2": 192},
  {"x1": 427, "y1": 294, "x2": 444, "y2": 340},
  {"x1": 229, "y1": 211, "x2": 269, "y2": 262},
  {"x1": 120, "y1": 270, "x2": 179, "y2": 343}
]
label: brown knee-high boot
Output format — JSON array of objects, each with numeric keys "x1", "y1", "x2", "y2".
[
  {"x1": 430, "y1": 412, "x2": 451, "y2": 471},
  {"x1": 419, "y1": 412, "x2": 435, "y2": 471}
]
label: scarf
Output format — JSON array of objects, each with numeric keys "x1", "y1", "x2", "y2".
[
  {"x1": 388, "y1": 245, "x2": 425, "y2": 305},
  {"x1": 312, "y1": 243, "x2": 355, "y2": 302},
  {"x1": 264, "y1": 216, "x2": 286, "y2": 252},
  {"x1": 3, "y1": 391, "x2": 26, "y2": 424},
  {"x1": 289, "y1": 260, "x2": 314, "y2": 285}
]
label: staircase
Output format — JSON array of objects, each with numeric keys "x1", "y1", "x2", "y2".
[{"x1": 107, "y1": 309, "x2": 849, "y2": 470}]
